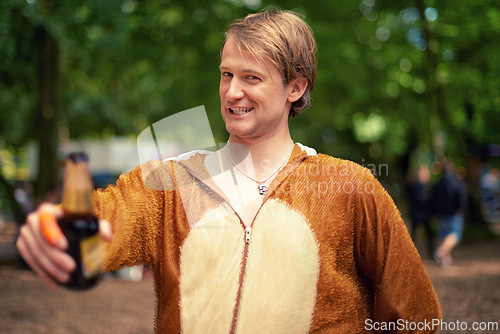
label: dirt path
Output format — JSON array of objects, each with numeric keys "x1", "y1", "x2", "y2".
[
  {"x1": 1, "y1": 241, "x2": 499, "y2": 333},
  {"x1": 422, "y1": 242, "x2": 500, "y2": 334},
  {"x1": 0, "y1": 267, "x2": 155, "y2": 334}
]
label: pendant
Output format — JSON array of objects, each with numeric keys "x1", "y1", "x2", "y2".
[{"x1": 258, "y1": 184, "x2": 267, "y2": 198}]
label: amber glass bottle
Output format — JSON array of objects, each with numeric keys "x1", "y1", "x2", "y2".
[{"x1": 58, "y1": 152, "x2": 102, "y2": 290}]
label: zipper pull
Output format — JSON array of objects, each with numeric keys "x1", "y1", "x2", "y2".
[{"x1": 245, "y1": 226, "x2": 251, "y2": 243}]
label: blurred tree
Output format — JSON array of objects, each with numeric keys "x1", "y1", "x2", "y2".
[{"x1": 34, "y1": 20, "x2": 61, "y2": 201}]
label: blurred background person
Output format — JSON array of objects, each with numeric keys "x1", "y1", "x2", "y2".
[
  {"x1": 480, "y1": 168, "x2": 500, "y2": 222},
  {"x1": 407, "y1": 164, "x2": 434, "y2": 258},
  {"x1": 430, "y1": 159, "x2": 466, "y2": 267}
]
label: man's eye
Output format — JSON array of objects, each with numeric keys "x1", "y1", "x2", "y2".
[
  {"x1": 246, "y1": 75, "x2": 260, "y2": 81},
  {"x1": 222, "y1": 72, "x2": 233, "y2": 78}
]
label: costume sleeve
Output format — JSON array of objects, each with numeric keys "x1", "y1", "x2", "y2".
[
  {"x1": 353, "y1": 168, "x2": 442, "y2": 333},
  {"x1": 93, "y1": 160, "x2": 174, "y2": 272}
]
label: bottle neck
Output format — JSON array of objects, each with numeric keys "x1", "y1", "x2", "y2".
[
  {"x1": 62, "y1": 188, "x2": 93, "y2": 215},
  {"x1": 61, "y1": 153, "x2": 94, "y2": 215}
]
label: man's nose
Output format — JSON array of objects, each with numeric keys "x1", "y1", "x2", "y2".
[{"x1": 226, "y1": 78, "x2": 244, "y2": 100}]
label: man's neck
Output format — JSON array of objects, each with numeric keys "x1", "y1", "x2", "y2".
[{"x1": 226, "y1": 131, "x2": 294, "y2": 180}]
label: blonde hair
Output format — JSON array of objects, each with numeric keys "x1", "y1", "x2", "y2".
[{"x1": 223, "y1": 8, "x2": 317, "y2": 118}]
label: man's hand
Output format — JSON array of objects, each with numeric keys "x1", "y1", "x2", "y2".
[{"x1": 16, "y1": 203, "x2": 112, "y2": 290}]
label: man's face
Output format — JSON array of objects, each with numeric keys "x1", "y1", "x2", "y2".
[{"x1": 219, "y1": 36, "x2": 295, "y2": 143}]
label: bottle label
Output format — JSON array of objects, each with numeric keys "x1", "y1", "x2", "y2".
[{"x1": 80, "y1": 234, "x2": 103, "y2": 279}]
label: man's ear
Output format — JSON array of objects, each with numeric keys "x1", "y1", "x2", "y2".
[{"x1": 287, "y1": 78, "x2": 308, "y2": 103}]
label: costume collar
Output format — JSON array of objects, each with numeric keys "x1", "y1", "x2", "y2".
[{"x1": 170, "y1": 143, "x2": 316, "y2": 202}]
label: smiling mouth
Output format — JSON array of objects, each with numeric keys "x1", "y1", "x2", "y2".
[{"x1": 230, "y1": 107, "x2": 254, "y2": 115}]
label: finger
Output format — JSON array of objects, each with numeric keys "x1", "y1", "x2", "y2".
[
  {"x1": 99, "y1": 219, "x2": 113, "y2": 242},
  {"x1": 40, "y1": 211, "x2": 67, "y2": 249},
  {"x1": 32, "y1": 220, "x2": 76, "y2": 274},
  {"x1": 38, "y1": 204, "x2": 67, "y2": 250},
  {"x1": 21, "y1": 221, "x2": 75, "y2": 280},
  {"x1": 37, "y1": 202, "x2": 63, "y2": 217},
  {"x1": 16, "y1": 236, "x2": 61, "y2": 291},
  {"x1": 24, "y1": 212, "x2": 76, "y2": 275}
]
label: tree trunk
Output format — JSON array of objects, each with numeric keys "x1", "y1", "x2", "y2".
[
  {"x1": 0, "y1": 173, "x2": 27, "y2": 224},
  {"x1": 33, "y1": 24, "x2": 61, "y2": 201}
]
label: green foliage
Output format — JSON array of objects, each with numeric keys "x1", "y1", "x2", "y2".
[
  {"x1": 0, "y1": 0, "x2": 498, "y2": 184},
  {"x1": 0, "y1": 1, "x2": 37, "y2": 147}
]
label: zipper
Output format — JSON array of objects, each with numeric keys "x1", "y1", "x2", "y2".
[
  {"x1": 229, "y1": 227, "x2": 251, "y2": 334},
  {"x1": 245, "y1": 226, "x2": 251, "y2": 243},
  {"x1": 229, "y1": 211, "x2": 259, "y2": 334}
]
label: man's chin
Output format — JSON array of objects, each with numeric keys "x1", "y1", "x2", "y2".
[{"x1": 226, "y1": 128, "x2": 256, "y2": 141}]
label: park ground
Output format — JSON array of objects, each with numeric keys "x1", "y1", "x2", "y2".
[{"x1": 0, "y1": 222, "x2": 499, "y2": 334}]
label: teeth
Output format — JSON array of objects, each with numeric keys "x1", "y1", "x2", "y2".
[{"x1": 230, "y1": 107, "x2": 253, "y2": 114}]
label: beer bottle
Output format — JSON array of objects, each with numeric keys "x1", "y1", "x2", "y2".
[{"x1": 58, "y1": 152, "x2": 102, "y2": 290}]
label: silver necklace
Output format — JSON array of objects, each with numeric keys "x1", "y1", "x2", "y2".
[{"x1": 227, "y1": 143, "x2": 294, "y2": 198}]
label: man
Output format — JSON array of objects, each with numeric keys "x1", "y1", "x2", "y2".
[
  {"x1": 430, "y1": 159, "x2": 465, "y2": 267},
  {"x1": 17, "y1": 9, "x2": 441, "y2": 333},
  {"x1": 407, "y1": 165, "x2": 434, "y2": 258}
]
